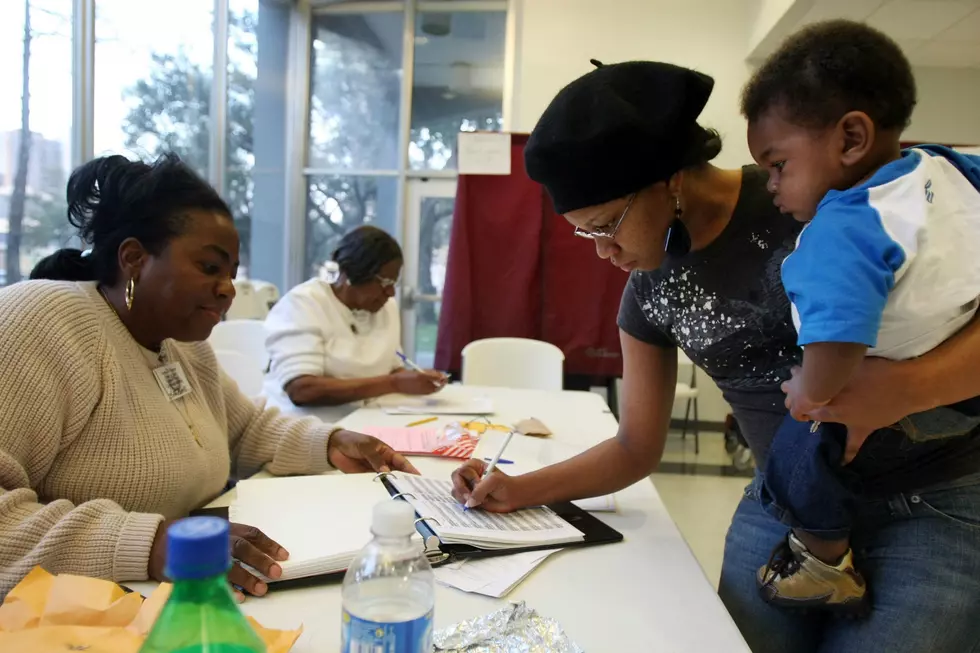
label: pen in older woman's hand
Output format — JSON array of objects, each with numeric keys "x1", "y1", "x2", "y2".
[{"x1": 396, "y1": 351, "x2": 447, "y2": 387}]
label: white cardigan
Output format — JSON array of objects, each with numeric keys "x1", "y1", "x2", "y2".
[{"x1": 265, "y1": 279, "x2": 401, "y2": 390}]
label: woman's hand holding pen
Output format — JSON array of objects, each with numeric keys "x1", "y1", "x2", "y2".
[
  {"x1": 390, "y1": 369, "x2": 447, "y2": 395},
  {"x1": 451, "y1": 459, "x2": 524, "y2": 513}
]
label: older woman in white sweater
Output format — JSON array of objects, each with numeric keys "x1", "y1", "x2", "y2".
[
  {"x1": 265, "y1": 226, "x2": 446, "y2": 407},
  {"x1": 0, "y1": 153, "x2": 417, "y2": 601}
]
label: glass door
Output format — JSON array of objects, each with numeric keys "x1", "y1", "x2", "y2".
[{"x1": 401, "y1": 177, "x2": 456, "y2": 367}]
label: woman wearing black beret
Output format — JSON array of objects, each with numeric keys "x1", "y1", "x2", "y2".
[{"x1": 451, "y1": 59, "x2": 980, "y2": 652}]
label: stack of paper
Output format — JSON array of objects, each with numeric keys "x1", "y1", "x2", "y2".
[
  {"x1": 434, "y1": 549, "x2": 559, "y2": 598},
  {"x1": 228, "y1": 473, "x2": 401, "y2": 582},
  {"x1": 388, "y1": 475, "x2": 584, "y2": 549}
]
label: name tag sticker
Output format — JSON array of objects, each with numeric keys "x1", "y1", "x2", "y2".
[{"x1": 153, "y1": 363, "x2": 192, "y2": 401}]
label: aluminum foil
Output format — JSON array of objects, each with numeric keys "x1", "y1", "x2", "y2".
[{"x1": 433, "y1": 602, "x2": 584, "y2": 653}]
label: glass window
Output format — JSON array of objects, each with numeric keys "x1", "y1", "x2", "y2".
[
  {"x1": 308, "y1": 13, "x2": 404, "y2": 171},
  {"x1": 305, "y1": 175, "x2": 399, "y2": 280},
  {"x1": 409, "y1": 11, "x2": 506, "y2": 171},
  {"x1": 0, "y1": 0, "x2": 73, "y2": 286},
  {"x1": 414, "y1": 193, "x2": 455, "y2": 368},
  {"x1": 94, "y1": 0, "x2": 214, "y2": 177},
  {"x1": 228, "y1": 0, "x2": 258, "y2": 272}
]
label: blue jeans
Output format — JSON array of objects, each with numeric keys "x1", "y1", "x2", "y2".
[
  {"x1": 760, "y1": 418, "x2": 856, "y2": 539},
  {"x1": 719, "y1": 473, "x2": 980, "y2": 653}
]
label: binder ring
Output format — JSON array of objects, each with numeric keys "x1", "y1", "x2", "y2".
[
  {"x1": 415, "y1": 517, "x2": 441, "y2": 527},
  {"x1": 391, "y1": 492, "x2": 416, "y2": 500},
  {"x1": 373, "y1": 471, "x2": 393, "y2": 482}
]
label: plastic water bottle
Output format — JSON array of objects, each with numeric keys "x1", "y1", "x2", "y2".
[
  {"x1": 141, "y1": 517, "x2": 265, "y2": 653},
  {"x1": 342, "y1": 501, "x2": 435, "y2": 653}
]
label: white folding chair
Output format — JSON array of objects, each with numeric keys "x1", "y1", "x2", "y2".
[
  {"x1": 209, "y1": 319, "x2": 269, "y2": 373},
  {"x1": 251, "y1": 280, "x2": 280, "y2": 318},
  {"x1": 214, "y1": 349, "x2": 264, "y2": 398},
  {"x1": 676, "y1": 350, "x2": 700, "y2": 453},
  {"x1": 225, "y1": 279, "x2": 263, "y2": 320},
  {"x1": 461, "y1": 337, "x2": 565, "y2": 391}
]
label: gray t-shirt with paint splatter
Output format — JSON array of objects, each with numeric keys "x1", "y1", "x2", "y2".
[
  {"x1": 618, "y1": 166, "x2": 980, "y2": 492},
  {"x1": 618, "y1": 166, "x2": 801, "y2": 465}
]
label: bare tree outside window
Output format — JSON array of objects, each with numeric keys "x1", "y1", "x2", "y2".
[{"x1": 1, "y1": 0, "x2": 72, "y2": 285}]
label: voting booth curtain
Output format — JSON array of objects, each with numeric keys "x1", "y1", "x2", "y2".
[{"x1": 435, "y1": 134, "x2": 630, "y2": 384}]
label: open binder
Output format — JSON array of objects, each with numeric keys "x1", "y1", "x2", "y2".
[
  {"x1": 209, "y1": 472, "x2": 623, "y2": 589},
  {"x1": 376, "y1": 472, "x2": 623, "y2": 565}
]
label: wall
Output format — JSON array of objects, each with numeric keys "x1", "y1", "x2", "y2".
[
  {"x1": 905, "y1": 67, "x2": 980, "y2": 146},
  {"x1": 512, "y1": 0, "x2": 762, "y2": 423},
  {"x1": 512, "y1": 0, "x2": 756, "y2": 170}
]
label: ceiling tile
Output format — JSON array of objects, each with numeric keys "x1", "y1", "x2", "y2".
[
  {"x1": 934, "y1": 7, "x2": 980, "y2": 40},
  {"x1": 800, "y1": 0, "x2": 888, "y2": 24},
  {"x1": 896, "y1": 38, "x2": 930, "y2": 54},
  {"x1": 911, "y1": 39, "x2": 980, "y2": 67},
  {"x1": 866, "y1": 0, "x2": 978, "y2": 39}
]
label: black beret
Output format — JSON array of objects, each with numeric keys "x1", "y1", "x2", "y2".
[{"x1": 524, "y1": 60, "x2": 715, "y2": 214}]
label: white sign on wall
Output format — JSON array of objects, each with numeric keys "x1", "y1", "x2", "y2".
[{"x1": 457, "y1": 132, "x2": 512, "y2": 176}]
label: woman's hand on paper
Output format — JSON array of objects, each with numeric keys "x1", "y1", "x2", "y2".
[
  {"x1": 390, "y1": 369, "x2": 448, "y2": 395},
  {"x1": 149, "y1": 519, "x2": 289, "y2": 603},
  {"x1": 328, "y1": 429, "x2": 420, "y2": 475},
  {"x1": 451, "y1": 459, "x2": 521, "y2": 513}
]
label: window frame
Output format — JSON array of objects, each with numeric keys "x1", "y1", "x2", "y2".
[{"x1": 67, "y1": 0, "x2": 514, "y2": 289}]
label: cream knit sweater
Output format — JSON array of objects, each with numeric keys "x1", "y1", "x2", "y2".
[{"x1": 0, "y1": 281, "x2": 337, "y2": 598}]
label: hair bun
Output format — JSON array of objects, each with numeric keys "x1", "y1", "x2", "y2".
[
  {"x1": 29, "y1": 248, "x2": 97, "y2": 281},
  {"x1": 66, "y1": 154, "x2": 150, "y2": 244}
]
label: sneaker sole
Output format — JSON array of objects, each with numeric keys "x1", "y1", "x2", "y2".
[{"x1": 758, "y1": 587, "x2": 871, "y2": 619}]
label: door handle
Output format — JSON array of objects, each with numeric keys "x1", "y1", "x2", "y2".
[{"x1": 402, "y1": 287, "x2": 442, "y2": 308}]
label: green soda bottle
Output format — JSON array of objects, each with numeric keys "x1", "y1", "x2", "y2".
[{"x1": 140, "y1": 517, "x2": 266, "y2": 653}]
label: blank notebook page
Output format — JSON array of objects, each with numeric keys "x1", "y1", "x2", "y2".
[{"x1": 229, "y1": 473, "x2": 390, "y2": 580}]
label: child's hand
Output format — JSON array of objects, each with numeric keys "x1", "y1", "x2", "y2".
[{"x1": 780, "y1": 366, "x2": 823, "y2": 422}]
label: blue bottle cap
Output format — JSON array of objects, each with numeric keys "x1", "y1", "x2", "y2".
[{"x1": 165, "y1": 516, "x2": 231, "y2": 581}]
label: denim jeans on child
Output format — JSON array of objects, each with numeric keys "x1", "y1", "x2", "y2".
[
  {"x1": 760, "y1": 399, "x2": 980, "y2": 540},
  {"x1": 759, "y1": 417, "x2": 856, "y2": 540}
]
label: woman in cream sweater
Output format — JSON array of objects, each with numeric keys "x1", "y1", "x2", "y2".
[{"x1": 0, "y1": 153, "x2": 417, "y2": 601}]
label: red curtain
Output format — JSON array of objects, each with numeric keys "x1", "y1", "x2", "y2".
[{"x1": 435, "y1": 134, "x2": 629, "y2": 380}]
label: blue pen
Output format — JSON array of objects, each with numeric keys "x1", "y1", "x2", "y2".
[{"x1": 482, "y1": 457, "x2": 514, "y2": 464}]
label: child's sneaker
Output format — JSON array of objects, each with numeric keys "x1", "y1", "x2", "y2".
[{"x1": 756, "y1": 533, "x2": 869, "y2": 617}]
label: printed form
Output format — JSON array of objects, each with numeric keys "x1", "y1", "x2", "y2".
[{"x1": 390, "y1": 475, "x2": 583, "y2": 548}]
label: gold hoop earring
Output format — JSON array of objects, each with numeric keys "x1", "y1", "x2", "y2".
[{"x1": 125, "y1": 277, "x2": 136, "y2": 311}]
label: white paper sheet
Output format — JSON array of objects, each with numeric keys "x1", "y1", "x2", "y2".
[
  {"x1": 434, "y1": 549, "x2": 559, "y2": 598},
  {"x1": 374, "y1": 390, "x2": 495, "y2": 416},
  {"x1": 229, "y1": 473, "x2": 398, "y2": 581},
  {"x1": 457, "y1": 132, "x2": 512, "y2": 175},
  {"x1": 571, "y1": 495, "x2": 617, "y2": 512},
  {"x1": 389, "y1": 474, "x2": 584, "y2": 548}
]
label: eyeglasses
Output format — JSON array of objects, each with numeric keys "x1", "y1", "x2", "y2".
[
  {"x1": 375, "y1": 274, "x2": 398, "y2": 289},
  {"x1": 573, "y1": 193, "x2": 637, "y2": 240}
]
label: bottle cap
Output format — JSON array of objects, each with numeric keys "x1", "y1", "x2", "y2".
[
  {"x1": 372, "y1": 501, "x2": 415, "y2": 538},
  {"x1": 165, "y1": 517, "x2": 231, "y2": 580}
]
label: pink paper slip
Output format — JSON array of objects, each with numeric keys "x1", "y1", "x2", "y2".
[{"x1": 360, "y1": 426, "x2": 479, "y2": 459}]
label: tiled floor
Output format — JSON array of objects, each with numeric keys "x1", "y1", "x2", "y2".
[{"x1": 651, "y1": 430, "x2": 750, "y2": 588}]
